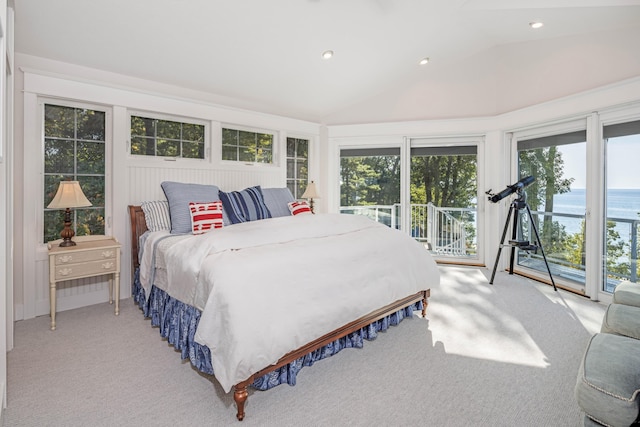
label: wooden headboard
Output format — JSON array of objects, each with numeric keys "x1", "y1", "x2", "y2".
[{"x1": 128, "y1": 205, "x2": 148, "y2": 274}]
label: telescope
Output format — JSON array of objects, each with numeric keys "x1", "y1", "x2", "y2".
[{"x1": 487, "y1": 175, "x2": 535, "y2": 203}]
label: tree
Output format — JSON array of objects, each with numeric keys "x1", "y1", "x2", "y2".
[
  {"x1": 340, "y1": 155, "x2": 400, "y2": 206},
  {"x1": 518, "y1": 146, "x2": 573, "y2": 243},
  {"x1": 410, "y1": 154, "x2": 476, "y2": 208}
]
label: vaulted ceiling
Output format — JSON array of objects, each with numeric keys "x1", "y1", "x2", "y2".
[{"x1": 14, "y1": 0, "x2": 640, "y2": 125}]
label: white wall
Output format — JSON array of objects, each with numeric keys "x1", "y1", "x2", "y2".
[
  {"x1": 1, "y1": 0, "x2": 14, "y2": 413},
  {"x1": 13, "y1": 54, "x2": 321, "y2": 321}
]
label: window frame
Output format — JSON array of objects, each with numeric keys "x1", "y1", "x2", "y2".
[
  {"x1": 286, "y1": 136, "x2": 310, "y2": 199},
  {"x1": 127, "y1": 110, "x2": 209, "y2": 162},
  {"x1": 408, "y1": 136, "x2": 485, "y2": 264},
  {"x1": 599, "y1": 111, "x2": 640, "y2": 298},
  {"x1": 41, "y1": 99, "x2": 113, "y2": 244},
  {"x1": 220, "y1": 123, "x2": 277, "y2": 166},
  {"x1": 509, "y1": 118, "x2": 588, "y2": 294}
]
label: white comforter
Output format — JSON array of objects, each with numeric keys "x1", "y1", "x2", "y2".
[{"x1": 152, "y1": 213, "x2": 440, "y2": 393}]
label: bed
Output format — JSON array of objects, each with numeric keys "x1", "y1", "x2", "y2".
[{"x1": 128, "y1": 183, "x2": 439, "y2": 421}]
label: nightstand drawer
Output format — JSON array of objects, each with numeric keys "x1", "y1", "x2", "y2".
[
  {"x1": 54, "y1": 248, "x2": 117, "y2": 265},
  {"x1": 54, "y1": 259, "x2": 118, "y2": 280}
]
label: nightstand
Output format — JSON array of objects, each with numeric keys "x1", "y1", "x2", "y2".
[{"x1": 47, "y1": 235, "x2": 121, "y2": 331}]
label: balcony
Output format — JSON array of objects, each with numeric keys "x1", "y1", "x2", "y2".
[
  {"x1": 340, "y1": 204, "x2": 638, "y2": 293},
  {"x1": 518, "y1": 210, "x2": 639, "y2": 293}
]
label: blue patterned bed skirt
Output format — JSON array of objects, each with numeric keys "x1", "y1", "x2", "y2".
[{"x1": 132, "y1": 268, "x2": 423, "y2": 391}]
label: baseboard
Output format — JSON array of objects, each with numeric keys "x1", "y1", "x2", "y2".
[{"x1": 36, "y1": 289, "x2": 113, "y2": 317}]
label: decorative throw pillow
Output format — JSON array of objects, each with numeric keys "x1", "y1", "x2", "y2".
[
  {"x1": 288, "y1": 201, "x2": 312, "y2": 215},
  {"x1": 189, "y1": 201, "x2": 224, "y2": 234},
  {"x1": 140, "y1": 200, "x2": 171, "y2": 231},
  {"x1": 262, "y1": 187, "x2": 295, "y2": 218},
  {"x1": 161, "y1": 181, "x2": 230, "y2": 233},
  {"x1": 218, "y1": 185, "x2": 272, "y2": 224}
]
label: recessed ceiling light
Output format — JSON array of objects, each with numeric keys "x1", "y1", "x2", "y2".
[
  {"x1": 529, "y1": 21, "x2": 544, "y2": 29},
  {"x1": 322, "y1": 50, "x2": 334, "y2": 60},
  {"x1": 419, "y1": 57, "x2": 430, "y2": 66}
]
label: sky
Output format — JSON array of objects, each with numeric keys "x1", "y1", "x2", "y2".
[{"x1": 557, "y1": 134, "x2": 640, "y2": 190}]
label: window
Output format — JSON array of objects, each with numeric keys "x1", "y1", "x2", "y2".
[
  {"x1": 130, "y1": 115, "x2": 205, "y2": 159},
  {"x1": 340, "y1": 148, "x2": 401, "y2": 229},
  {"x1": 222, "y1": 127, "x2": 273, "y2": 164},
  {"x1": 44, "y1": 104, "x2": 106, "y2": 243},
  {"x1": 286, "y1": 137, "x2": 309, "y2": 198}
]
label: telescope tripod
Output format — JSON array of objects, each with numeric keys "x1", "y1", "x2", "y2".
[{"x1": 489, "y1": 191, "x2": 557, "y2": 291}]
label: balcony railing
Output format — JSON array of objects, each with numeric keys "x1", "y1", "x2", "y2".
[
  {"x1": 340, "y1": 204, "x2": 639, "y2": 292},
  {"x1": 518, "y1": 210, "x2": 639, "y2": 291},
  {"x1": 340, "y1": 203, "x2": 475, "y2": 256}
]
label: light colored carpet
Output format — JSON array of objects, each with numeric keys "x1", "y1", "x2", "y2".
[{"x1": 3, "y1": 267, "x2": 606, "y2": 426}]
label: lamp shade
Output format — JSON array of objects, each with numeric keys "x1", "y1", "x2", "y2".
[
  {"x1": 301, "y1": 181, "x2": 320, "y2": 199},
  {"x1": 47, "y1": 181, "x2": 92, "y2": 209}
]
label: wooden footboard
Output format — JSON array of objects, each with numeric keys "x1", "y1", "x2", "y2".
[{"x1": 233, "y1": 288, "x2": 430, "y2": 421}]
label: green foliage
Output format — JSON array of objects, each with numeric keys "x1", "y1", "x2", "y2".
[
  {"x1": 131, "y1": 116, "x2": 205, "y2": 159},
  {"x1": 410, "y1": 154, "x2": 477, "y2": 207},
  {"x1": 519, "y1": 146, "x2": 574, "y2": 244},
  {"x1": 340, "y1": 155, "x2": 400, "y2": 206},
  {"x1": 221, "y1": 128, "x2": 272, "y2": 163}
]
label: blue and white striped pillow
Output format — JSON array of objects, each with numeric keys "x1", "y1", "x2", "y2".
[
  {"x1": 262, "y1": 187, "x2": 295, "y2": 218},
  {"x1": 140, "y1": 200, "x2": 171, "y2": 232},
  {"x1": 219, "y1": 185, "x2": 272, "y2": 224}
]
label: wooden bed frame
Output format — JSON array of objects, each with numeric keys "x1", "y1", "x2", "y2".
[{"x1": 128, "y1": 205, "x2": 430, "y2": 421}]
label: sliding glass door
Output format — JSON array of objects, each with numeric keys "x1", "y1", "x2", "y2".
[
  {"x1": 410, "y1": 145, "x2": 478, "y2": 259},
  {"x1": 604, "y1": 120, "x2": 640, "y2": 291},
  {"x1": 516, "y1": 130, "x2": 587, "y2": 288}
]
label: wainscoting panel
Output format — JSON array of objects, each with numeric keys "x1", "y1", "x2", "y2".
[{"x1": 126, "y1": 165, "x2": 284, "y2": 204}]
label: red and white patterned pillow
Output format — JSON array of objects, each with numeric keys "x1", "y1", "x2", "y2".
[
  {"x1": 189, "y1": 201, "x2": 224, "y2": 234},
  {"x1": 288, "y1": 201, "x2": 312, "y2": 216}
]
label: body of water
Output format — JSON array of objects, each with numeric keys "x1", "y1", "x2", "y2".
[
  {"x1": 543, "y1": 188, "x2": 640, "y2": 239},
  {"x1": 553, "y1": 188, "x2": 640, "y2": 220}
]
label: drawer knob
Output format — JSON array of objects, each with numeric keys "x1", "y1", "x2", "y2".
[
  {"x1": 59, "y1": 255, "x2": 73, "y2": 263},
  {"x1": 102, "y1": 250, "x2": 114, "y2": 258},
  {"x1": 102, "y1": 262, "x2": 114, "y2": 269},
  {"x1": 58, "y1": 268, "x2": 73, "y2": 276}
]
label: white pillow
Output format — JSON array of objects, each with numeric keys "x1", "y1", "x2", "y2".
[
  {"x1": 189, "y1": 201, "x2": 224, "y2": 234},
  {"x1": 140, "y1": 200, "x2": 171, "y2": 231},
  {"x1": 288, "y1": 201, "x2": 312, "y2": 215}
]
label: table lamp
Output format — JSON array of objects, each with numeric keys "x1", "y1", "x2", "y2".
[
  {"x1": 301, "y1": 181, "x2": 320, "y2": 214},
  {"x1": 47, "y1": 181, "x2": 92, "y2": 247}
]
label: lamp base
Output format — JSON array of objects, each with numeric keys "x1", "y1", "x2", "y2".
[
  {"x1": 58, "y1": 208, "x2": 76, "y2": 247},
  {"x1": 59, "y1": 239, "x2": 77, "y2": 247}
]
